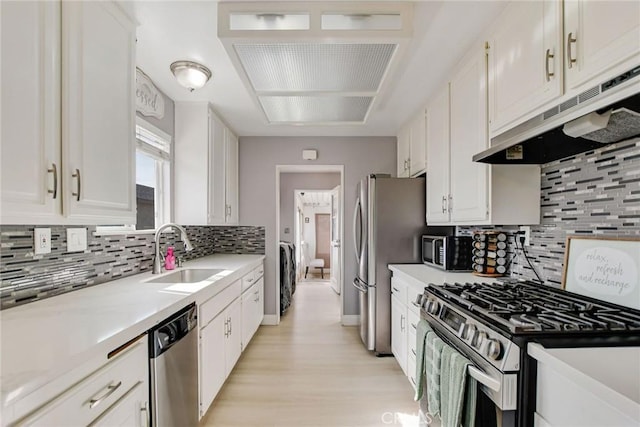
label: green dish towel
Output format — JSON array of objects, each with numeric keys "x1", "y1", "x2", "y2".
[
  {"x1": 414, "y1": 319, "x2": 433, "y2": 401},
  {"x1": 425, "y1": 332, "x2": 445, "y2": 417},
  {"x1": 440, "y1": 345, "x2": 477, "y2": 427}
]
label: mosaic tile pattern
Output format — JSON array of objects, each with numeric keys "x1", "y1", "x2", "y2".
[
  {"x1": 0, "y1": 225, "x2": 265, "y2": 309},
  {"x1": 460, "y1": 138, "x2": 640, "y2": 286}
]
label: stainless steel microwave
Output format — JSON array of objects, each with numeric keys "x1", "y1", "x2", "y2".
[{"x1": 421, "y1": 235, "x2": 473, "y2": 271}]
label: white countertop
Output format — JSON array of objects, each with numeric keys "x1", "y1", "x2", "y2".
[
  {"x1": 388, "y1": 263, "x2": 499, "y2": 292},
  {"x1": 0, "y1": 254, "x2": 264, "y2": 409},
  {"x1": 528, "y1": 343, "x2": 640, "y2": 420}
]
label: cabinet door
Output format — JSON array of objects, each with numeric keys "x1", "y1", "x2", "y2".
[
  {"x1": 91, "y1": 381, "x2": 148, "y2": 427},
  {"x1": 409, "y1": 110, "x2": 426, "y2": 177},
  {"x1": 62, "y1": 1, "x2": 136, "y2": 224},
  {"x1": 241, "y1": 289, "x2": 254, "y2": 350},
  {"x1": 199, "y1": 314, "x2": 226, "y2": 417},
  {"x1": 488, "y1": 0, "x2": 562, "y2": 134},
  {"x1": 1, "y1": 1, "x2": 61, "y2": 224},
  {"x1": 565, "y1": 0, "x2": 640, "y2": 91},
  {"x1": 391, "y1": 295, "x2": 407, "y2": 375},
  {"x1": 425, "y1": 85, "x2": 450, "y2": 224},
  {"x1": 225, "y1": 298, "x2": 243, "y2": 377},
  {"x1": 225, "y1": 128, "x2": 239, "y2": 224},
  {"x1": 208, "y1": 113, "x2": 226, "y2": 225},
  {"x1": 450, "y1": 48, "x2": 490, "y2": 223},
  {"x1": 397, "y1": 127, "x2": 411, "y2": 178}
]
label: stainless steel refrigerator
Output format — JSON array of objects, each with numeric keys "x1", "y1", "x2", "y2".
[{"x1": 353, "y1": 174, "x2": 425, "y2": 355}]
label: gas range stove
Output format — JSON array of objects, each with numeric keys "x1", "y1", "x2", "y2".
[
  {"x1": 424, "y1": 279, "x2": 640, "y2": 336},
  {"x1": 417, "y1": 279, "x2": 640, "y2": 426}
]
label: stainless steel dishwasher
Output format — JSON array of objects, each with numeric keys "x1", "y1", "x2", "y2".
[{"x1": 149, "y1": 302, "x2": 198, "y2": 427}]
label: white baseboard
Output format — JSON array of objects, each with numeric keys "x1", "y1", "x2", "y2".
[
  {"x1": 261, "y1": 315, "x2": 279, "y2": 326},
  {"x1": 341, "y1": 315, "x2": 360, "y2": 326}
]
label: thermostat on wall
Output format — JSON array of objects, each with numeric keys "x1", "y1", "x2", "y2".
[{"x1": 302, "y1": 149, "x2": 317, "y2": 160}]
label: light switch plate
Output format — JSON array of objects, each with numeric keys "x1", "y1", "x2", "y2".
[
  {"x1": 34, "y1": 228, "x2": 51, "y2": 255},
  {"x1": 67, "y1": 228, "x2": 88, "y2": 252}
]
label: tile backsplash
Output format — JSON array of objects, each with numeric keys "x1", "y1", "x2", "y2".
[
  {"x1": 0, "y1": 225, "x2": 265, "y2": 309},
  {"x1": 460, "y1": 137, "x2": 640, "y2": 286}
]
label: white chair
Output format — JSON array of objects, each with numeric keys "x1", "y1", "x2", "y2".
[{"x1": 301, "y1": 241, "x2": 325, "y2": 279}]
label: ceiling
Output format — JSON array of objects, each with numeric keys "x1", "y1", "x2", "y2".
[
  {"x1": 132, "y1": 1, "x2": 508, "y2": 137},
  {"x1": 298, "y1": 191, "x2": 332, "y2": 208}
]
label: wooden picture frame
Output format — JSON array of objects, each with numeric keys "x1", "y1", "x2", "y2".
[{"x1": 562, "y1": 235, "x2": 640, "y2": 310}]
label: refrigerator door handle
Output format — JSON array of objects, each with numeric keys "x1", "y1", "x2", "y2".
[
  {"x1": 353, "y1": 196, "x2": 362, "y2": 263},
  {"x1": 352, "y1": 277, "x2": 367, "y2": 293}
]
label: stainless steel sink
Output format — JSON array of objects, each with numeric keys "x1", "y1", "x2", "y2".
[{"x1": 148, "y1": 268, "x2": 224, "y2": 283}]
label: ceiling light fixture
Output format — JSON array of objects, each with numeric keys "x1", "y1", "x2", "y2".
[{"x1": 170, "y1": 61, "x2": 212, "y2": 92}]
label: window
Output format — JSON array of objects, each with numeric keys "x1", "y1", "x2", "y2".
[{"x1": 135, "y1": 118, "x2": 171, "y2": 231}]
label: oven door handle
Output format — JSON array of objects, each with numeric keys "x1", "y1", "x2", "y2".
[{"x1": 467, "y1": 365, "x2": 501, "y2": 392}]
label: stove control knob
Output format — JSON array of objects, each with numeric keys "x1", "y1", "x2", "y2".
[
  {"x1": 486, "y1": 339, "x2": 503, "y2": 360},
  {"x1": 472, "y1": 331, "x2": 487, "y2": 348},
  {"x1": 425, "y1": 299, "x2": 440, "y2": 315},
  {"x1": 462, "y1": 324, "x2": 476, "y2": 340}
]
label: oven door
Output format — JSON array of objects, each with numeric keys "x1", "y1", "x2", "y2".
[{"x1": 418, "y1": 314, "x2": 517, "y2": 427}]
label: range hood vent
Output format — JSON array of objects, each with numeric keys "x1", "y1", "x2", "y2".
[{"x1": 474, "y1": 66, "x2": 640, "y2": 164}]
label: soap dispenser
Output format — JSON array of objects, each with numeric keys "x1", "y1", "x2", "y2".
[{"x1": 165, "y1": 246, "x2": 176, "y2": 270}]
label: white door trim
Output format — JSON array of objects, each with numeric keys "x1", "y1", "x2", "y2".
[{"x1": 275, "y1": 164, "x2": 345, "y2": 325}]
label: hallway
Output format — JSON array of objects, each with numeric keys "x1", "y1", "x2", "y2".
[{"x1": 201, "y1": 281, "x2": 419, "y2": 427}]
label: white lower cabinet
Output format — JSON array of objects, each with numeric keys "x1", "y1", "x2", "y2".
[
  {"x1": 198, "y1": 262, "x2": 264, "y2": 419},
  {"x1": 391, "y1": 278, "x2": 408, "y2": 376},
  {"x1": 13, "y1": 336, "x2": 149, "y2": 426},
  {"x1": 91, "y1": 381, "x2": 149, "y2": 427},
  {"x1": 242, "y1": 277, "x2": 264, "y2": 348}
]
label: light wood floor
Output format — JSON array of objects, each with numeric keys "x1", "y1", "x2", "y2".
[{"x1": 201, "y1": 280, "x2": 419, "y2": 427}]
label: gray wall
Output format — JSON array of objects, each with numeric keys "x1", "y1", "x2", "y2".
[
  {"x1": 279, "y1": 173, "x2": 340, "y2": 242},
  {"x1": 239, "y1": 137, "x2": 397, "y2": 317}
]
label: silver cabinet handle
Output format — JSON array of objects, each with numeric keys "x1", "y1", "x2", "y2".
[
  {"x1": 228, "y1": 317, "x2": 232, "y2": 335},
  {"x1": 411, "y1": 323, "x2": 417, "y2": 330},
  {"x1": 224, "y1": 318, "x2": 229, "y2": 337},
  {"x1": 87, "y1": 381, "x2": 122, "y2": 409},
  {"x1": 47, "y1": 163, "x2": 58, "y2": 199},
  {"x1": 71, "y1": 168, "x2": 81, "y2": 201},
  {"x1": 448, "y1": 194, "x2": 453, "y2": 213},
  {"x1": 545, "y1": 48, "x2": 554, "y2": 81},
  {"x1": 441, "y1": 195, "x2": 446, "y2": 213},
  {"x1": 392, "y1": 286, "x2": 399, "y2": 293},
  {"x1": 141, "y1": 401, "x2": 149, "y2": 427},
  {"x1": 567, "y1": 32, "x2": 577, "y2": 69},
  {"x1": 411, "y1": 301, "x2": 421, "y2": 308},
  {"x1": 247, "y1": 278, "x2": 254, "y2": 283},
  {"x1": 400, "y1": 314, "x2": 405, "y2": 332}
]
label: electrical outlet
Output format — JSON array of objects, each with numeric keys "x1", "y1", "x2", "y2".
[
  {"x1": 67, "y1": 228, "x2": 88, "y2": 252},
  {"x1": 34, "y1": 228, "x2": 52, "y2": 255},
  {"x1": 519, "y1": 226, "x2": 531, "y2": 246}
]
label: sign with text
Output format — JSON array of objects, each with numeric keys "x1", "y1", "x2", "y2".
[
  {"x1": 136, "y1": 68, "x2": 165, "y2": 119},
  {"x1": 562, "y1": 236, "x2": 640, "y2": 310}
]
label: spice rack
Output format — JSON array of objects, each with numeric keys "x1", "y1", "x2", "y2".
[{"x1": 472, "y1": 231, "x2": 508, "y2": 277}]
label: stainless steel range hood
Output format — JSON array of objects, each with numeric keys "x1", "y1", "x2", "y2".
[{"x1": 474, "y1": 66, "x2": 640, "y2": 164}]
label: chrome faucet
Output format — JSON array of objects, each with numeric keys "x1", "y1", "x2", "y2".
[{"x1": 153, "y1": 223, "x2": 194, "y2": 274}]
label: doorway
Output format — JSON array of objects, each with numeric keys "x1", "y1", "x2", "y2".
[{"x1": 276, "y1": 165, "x2": 344, "y2": 324}]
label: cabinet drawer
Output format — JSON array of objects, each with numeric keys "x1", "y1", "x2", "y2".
[
  {"x1": 200, "y1": 279, "x2": 241, "y2": 327},
  {"x1": 20, "y1": 336, "x2": 148, "y2": 426},
  {"x1": 391, "y1": 278, "x2": 408, "y2": 306},
  {"x1": 241, "y1": 264, "x2": 264, "y2": 293}
]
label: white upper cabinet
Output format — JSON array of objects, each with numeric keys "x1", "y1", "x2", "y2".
[
  {"x1": 62, "y1": 1, "x2": 136, "y2": 224},
  {"x1": 409, "y1": 109, "x2": 427, "y2": 177},
  {"x1": 1, "y1": 1, "x2": 136, "y2": 225},
  {"x1": 487, "y1": 0, "x2": 563, "y2": 135},
  {"x1": 396, "y1": 126, "x2": 411, "y2": 177},
  {"x1": 564, "y1": 0, "x2": 640, "y2": 91},
  {"x1": 1, "y1": 1, "x2": 61, "y2": 224},
  {"x1": 397, "y1": 110, "x2": 426, "y2": 178},
  {"x1": 225, "y1": 129, "x2": 239, "y2": 225},
  {"x1": 425, "y1": 86, "x2": 450, "y2": 224},
  {"x1": 426, "y1": 45, "x2": 541, "y2": 226},
  {"x1": 449, "y1": 49, "x2": 489, "y2": 223},
  {"x1": 175, "y1": 103, "x2": 239, "y2": 225}
]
